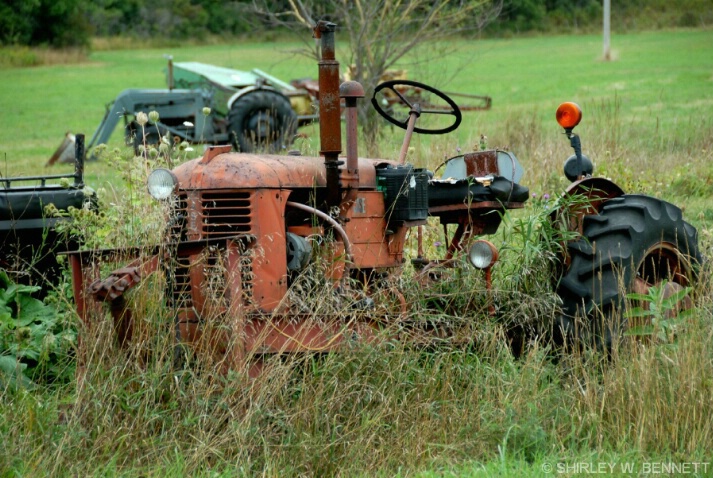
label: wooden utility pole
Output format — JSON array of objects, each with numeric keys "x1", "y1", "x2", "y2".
[{"x1": 603, "y1": 0, "x2": 611, "y2": 60}]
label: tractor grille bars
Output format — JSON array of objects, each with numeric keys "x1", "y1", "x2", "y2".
[
  {"x1": 201, "y1": 191, "x2": 253, "y2": 236},
  {"x1": 168, "y1": 190, "x2": 256, "y2": 310},
  {"x1": 171, "y1": 190, "x2": 254, "y2": 240}
]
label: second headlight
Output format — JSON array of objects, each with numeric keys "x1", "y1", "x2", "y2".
[{"x1": 467, "y1": 240, "x2": 498, "y2": 270}]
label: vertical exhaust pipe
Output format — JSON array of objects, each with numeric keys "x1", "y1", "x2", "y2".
[
  {"x1": 340, "y1": 81, "x2": 363, "y2": 179},
  {"x1": 165, "y1": 54, "x2": 174, "y2": 91},
  {"x1": 314, "y1": 21, "x2": 342, "y2": 211},
  {"x1": 339, "y1": 81, "x2": 364, "y2": 218}
]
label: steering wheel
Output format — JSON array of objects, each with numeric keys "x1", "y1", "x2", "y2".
[{"x1": 371, "y1": 80, "x2": 462, "y2": 135}]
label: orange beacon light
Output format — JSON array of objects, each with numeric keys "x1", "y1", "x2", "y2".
[{"x1": 556, "y1": 102, "x2": 582, "y2": 130}]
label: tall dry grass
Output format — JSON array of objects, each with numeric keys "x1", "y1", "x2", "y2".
[
  {"x1": 1, "y1": 103, "x2": 712, "y2": 476},
  {"x1": 0, "y1": 46, "x2": 88, "y2": 68}
]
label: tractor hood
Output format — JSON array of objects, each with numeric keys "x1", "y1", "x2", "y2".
[
  {"x1": 173, "y1": 152, "x2": 387, "y2": 190},
  {"x1": 173, "y1": 62, "x2": 263, "y2": 89}
]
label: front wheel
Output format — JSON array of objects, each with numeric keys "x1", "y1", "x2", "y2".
[
  {"x1": 228, "y1": 90, "x2": 297, "y2": 153},
  {"x1": 555, "y1": 194, "x2": 701, "y2": 348}
]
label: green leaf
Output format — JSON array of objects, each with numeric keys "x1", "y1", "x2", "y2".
[
  {"x1": 12, "y1": 283, "x2": 42, "y2": 296},
  {"x1": 0, "y1": 354, "x2": 25, "y2": 374},
  {"x1": 15, "y1": 294, "x2": 56, "y2": 327},
  {"x1": 0, "y1": 283, "x2": 17, "y2": 303},
  {"x1": 661, "y1": 287, "x2": 693, "y2": 310},
  {"x1": 12, "y1": 344, "x2": 40, "y2": 361},
  {"x1": 624, "y1": 325, "x2": 655, "y2": 336},
  {"x1": 0, "y1": 354, "x2": 34, "y2": 389},
  {"x1": 626, "y1": 292, "x2": 654, "y2": 302},
  {"x1": 624, "y1": 307, "x2": 654, "y2": 319},
  {"x1": 675, "y1": 308, "x2": 695, "y2": 321},
  {"x1": 0, "y1": 269, "x2": 12, "y2": 288},
  {"x1": 659, "y1": 313, "x2": 690, "y2": 329}
]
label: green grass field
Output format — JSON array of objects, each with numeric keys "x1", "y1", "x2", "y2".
[
  {"x1": 1, "y1": 29, "x2": 713, "y2": 477},
  {"x1": 2, "y1": 29, "x2": 712, "y2": 182}
]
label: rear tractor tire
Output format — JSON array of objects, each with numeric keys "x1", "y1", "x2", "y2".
[
  {"x1": 228, "y1": 90, "x2": 297, "y2": 153},
  {"x1": 555, "y1": 194, "x2": 701, "y2": 349}
]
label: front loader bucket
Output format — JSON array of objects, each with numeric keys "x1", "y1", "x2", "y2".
[{"x1": 46, "y1": 132, "x2": 76, "y2": 166}]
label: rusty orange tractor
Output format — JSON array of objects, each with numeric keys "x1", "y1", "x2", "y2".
[{"x1": 65, "y1": 22, "x2": 701, "y2": 376}]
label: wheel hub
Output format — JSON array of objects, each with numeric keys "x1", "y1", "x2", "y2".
[
  {"x1": 633, "y1": 242, "x2": 694, "y2": 319},
  {"x1": 248, "y1": 111, "x2": 275, "y2": 142}
]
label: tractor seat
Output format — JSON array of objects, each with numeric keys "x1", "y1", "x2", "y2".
[{"x1": 428, "y1": 150, "x2": 529, "y2": 206}]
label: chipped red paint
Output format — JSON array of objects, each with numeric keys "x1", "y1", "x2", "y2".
[{"x1": 63, "y1": 22, "x2": 532, "y2": 378}]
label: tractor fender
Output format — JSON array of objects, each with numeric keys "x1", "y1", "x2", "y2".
[
  {"x1": 555, "y1": 176, "x2": 625, "y2": 224},
  {"x1": 539, "y1": 176, "x2": 629, "y2": 331},
  {"x1": 226, "y1": 85, "x2": 282, "y2": 110},
  {"x1": 563, "y1": 176, "x2": 625, "y2": 198}
]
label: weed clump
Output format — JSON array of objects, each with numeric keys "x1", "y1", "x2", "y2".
[{"x1": 1, "y1": 97, "x2": 712, "y2": 476}]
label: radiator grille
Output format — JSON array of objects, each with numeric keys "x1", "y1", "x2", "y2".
[
  {"x1": 201, "y1": 191, "x2": 253, "y2": 237},
  {"x1": 239, "y1": 247, "x2": 254, "y2": 304},
  {"x1": 169, "y1": 255, "x2": 192, "y2": 309},
  {"x1": 202, "y1": 245, "x2": 229, "y2": 310},
  {"x1": 168, "y1": 189, "x2": 256, "y2": 311},
  {"x1": 169, "y1": 193, "x2": 188, "y2": 242}
]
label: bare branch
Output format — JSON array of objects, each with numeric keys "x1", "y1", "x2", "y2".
[
  {"x1": 249, "y1": 0, "x2": 503, "y2": 154},
  {"x1": 287, "y1": 0, "x2": 316, "y2": 28}
]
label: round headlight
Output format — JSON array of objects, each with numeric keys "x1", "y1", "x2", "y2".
[
  {"x1": 468, "y1": 240, "x2": 498, "y2": 270},
  {"x1": 147, "y1": 168, "x2": 178, "y2": 200}
]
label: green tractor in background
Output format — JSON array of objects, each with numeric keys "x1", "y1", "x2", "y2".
[
  {"x1": 49, "y1": 59, "x2": 317, "y2": 164},
  {"x1": 48, "y1": 57, "x2": 492, "y2": 165}
]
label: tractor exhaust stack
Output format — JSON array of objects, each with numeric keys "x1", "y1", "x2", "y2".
[
  {"x1": 314, "y1": 21, "x2": 343, "y2": 211},
  {"x1": 338, "y1": 80, "x2": 364, "y2": 218}
]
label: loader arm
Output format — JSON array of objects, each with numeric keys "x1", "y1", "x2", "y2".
[
  {"x1": 86, "y1": 97, "x2": 127, "y2": 152},
  {"x1": 86, "y1": 89, "x2": 212, "y2": 154}
]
